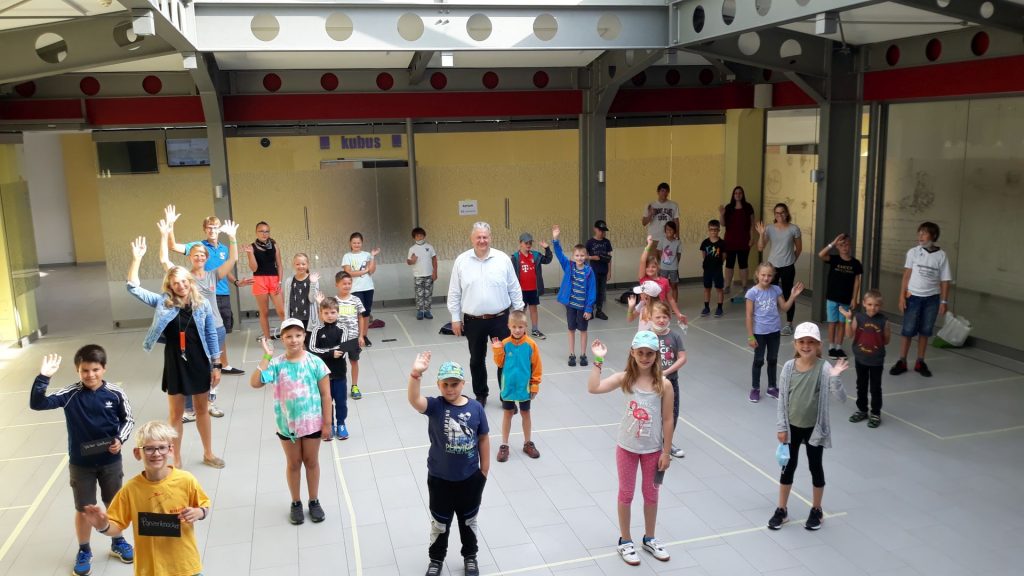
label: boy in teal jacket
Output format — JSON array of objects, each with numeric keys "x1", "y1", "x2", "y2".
[{"x1": 491, "y1": 310, "x2": 543, "y2": 462}]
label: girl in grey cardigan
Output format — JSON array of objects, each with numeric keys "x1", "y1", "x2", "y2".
[{"x1": 768, "y1": 322, "x2": 848, "y2": 532}]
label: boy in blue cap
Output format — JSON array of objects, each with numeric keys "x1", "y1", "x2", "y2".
[{"x1": 408, "y1": 354, "x2": 490, "y2": 576}]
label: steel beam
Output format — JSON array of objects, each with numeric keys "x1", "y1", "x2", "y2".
[
  {"x1": 861, "y1": 25, "x2": 1024, "y2": 71},
  {"x1": 192, "y1": 2, "x2": 667, "y2": 51},
  {"x1": 0, "y1": 14, "x2": 176, "y2": 85},
  {"x1": 119, "y1": 0, "x2": 197, "y2": 51},
  {"x1": 408, "y1": 51, "x2": 435, "y2": 85},
  {"x1": 671, "y1": 0, "x2": 881, "y2": 47},
  {"x1": 891, "y1": 0, "x2": 1024, "y2": 34},
  {"x1": 685, "y1": 27, "x2": 834, "y2": 78}
]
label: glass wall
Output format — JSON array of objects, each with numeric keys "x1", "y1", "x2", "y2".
[{"x1": 881, "y1": 97, "x2": 1024, "y2": 352}]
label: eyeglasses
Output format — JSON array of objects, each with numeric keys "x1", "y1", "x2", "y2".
[
  {"x1": 774, "y1": 211, "x2": 786, "y2": 215},
  {"x1": 142, "y1": 445, "x2": 170, "y2": 455}
]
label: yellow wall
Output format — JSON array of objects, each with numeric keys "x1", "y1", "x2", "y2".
[
  {"x1": 0, "y1": 144, "x2": 39, "y2": 342},
  {"x1": 725, "y1": 109, "x2": 765, "y2": 220},
  {"x1": 0, "y1": 144, "x2": 21, "y2": 341},
  {"x1": 61, "y1": 134, "x2": 106, "y2": 263}
]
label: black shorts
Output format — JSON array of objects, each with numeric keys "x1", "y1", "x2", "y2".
[
  {"x1": 501, "y1": 399, "x2": 531, "y2": 412},
  {"x1": 353, "y1": 290, "x2": 373, "y2": 317},
  {"x1": 703, "y1": 268, "x2": 725, "y2": 289},
  {"x1": 276, "y1": 430, "x2": 323, "y2": 441},
  {"x1": 725, "y1": 249, "x2": 750, "y2": 270},
  {"x1": 217, "y1": 294, "x2": 234, "y2": 332},
  {"x1": 566, "y1": 306, "x2": 589, "y2": 331},
  {"x1": 340, "y1": 337, "x2": 362, "y2": 361},
  {"x1": 70, "y1": 461, "x2": 124, "y2": 511},
  {"x1": 522, "y1": 290, "x2": 540, "y2": 306}
]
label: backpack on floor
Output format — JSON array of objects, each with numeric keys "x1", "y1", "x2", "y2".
[
  {"x1": 439, "y1": 322, "x2": 455, "y2": 336},
  {"x1": 617, "y1": 290, "x2": 633, "y2": 304}
]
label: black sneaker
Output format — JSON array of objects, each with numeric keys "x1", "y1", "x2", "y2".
[
  {"x1": 475, "y1": 395, "x2": 487, "y2": 407},
  {"x1": 889, "y1": 359, "x2": 908, "y2": 375},
  {"x1": 596, "y1": 310, "x2": 609, "y2": 320},
  {"x1": 834, "y1": 349, "x2": 847, "y2": 359},
  {"x1": 289, "y1": 501, "x2": 305, "y2": 525},
  {"x1": 579, "y1": 355, "x2": 588, "y2": 367},
  {"x1": 424, "y1": 559, "x2": 443, "y2": 576},
  {"x1": 308, "y1": 499, "x2": 326, "y2": 523},
  {"x1": 701, "y1": 305, "x2": 711, "y2": 317},
  {"x1": 568, "y1": 354, "x2": 576, "y2": 367},
  {"x1": 531, "y1": 329, "x2": 547, "y2": 340},
  {"x1": 849, "y1": 411, "x2": 868, "y2": 423},
  {"x1": 363, "y1": 336, "x2": 372, "y2": 347},
  {"x1": 464, "y1": 556, "x2": 480, "y2": 576},
  {"x1": 915, "y1": 359, "x2": 932, "y2": 377},
  {"x1": 714, "y1": 305, "x2": 723, "y2": 317},
  {"x1": 805, "y1": 507, "x2": 824, "y2": 530},
  {"x1": 222, "y1": 366, "x2": 245, "y2": 375},
  {"x1": 767, "y1": 507, "x2": 788, "y2": 530}
]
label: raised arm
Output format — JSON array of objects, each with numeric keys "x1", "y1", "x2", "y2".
[
  {"x1": 250, "y1": 338, "x2": 274, "y2": 389},
  {"x1": 157, "y1": 220, "x2": 174, "y2": 272},
  {"x1": 587, "y1": 340, "x2": 626, "y2": 394},
  {"x1": 245, "y1": 243, "x2": 257, "y2": 273},
  {"x1": 214, "y1": 221, "x2": 239, "y2": 279},
  {"x1": 755, "y1": 221, "x2": 767, "y2": 252},
  {"x1": 164, "y1": 204, "x2": 188, "y2": 254},
  {"x1": 407, "y1": 352, "x2": 431, "y2": 413},
  {"x1": 127, "y1": 236, "x2": 146, "y2": 285},
  {"x1": 639, "y1": 235, "x2": 655, "y2": 279},
  {"x1": 818, "y1": 234, "x2": 845, "y2": 262},
  {"x1": 778, "y1": 281, "x2": 805, "y2": 312},
  {"x1": 367, "y1": 248, "x2": 379, "y2": 275}
]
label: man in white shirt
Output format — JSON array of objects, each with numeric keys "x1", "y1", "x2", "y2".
[
  {"x1": 448, "y1": 222, "x2": 525, "y2": 405},
  {"x1": 641, "y1": 182, "x2": 680, "y2": 247}
]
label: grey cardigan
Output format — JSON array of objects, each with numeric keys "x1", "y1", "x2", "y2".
[{"x1": 776, "y1": 358, "x2": 847, "y2": 448}]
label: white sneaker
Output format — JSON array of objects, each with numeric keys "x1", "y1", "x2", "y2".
[
  {"x1": 670, "y1": 445, "x2": 686, "y2": 458},
  {"x1": 642, "y1": 537, "x2": 670, "y2": 561},
  {"x1": 181, "y1": 412, "x2": 196, "y2": 423},
  {"x1": 617, "y1": 541, "x2": 641, "y2": 566},
  {"x1": 781, "y1": 324, "x2": 793, "y2": 336},
  {"x1": 208, "y1": 404, "x2": 225, "y2": 418}
]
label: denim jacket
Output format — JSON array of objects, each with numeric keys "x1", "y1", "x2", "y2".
[{"x1": 127, "y1": 282, "x2": 221, "y2": 361}]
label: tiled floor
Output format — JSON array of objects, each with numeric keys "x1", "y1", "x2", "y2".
[{"x1": 1, "y1": 266, "x2": 1023, "y2": 575}]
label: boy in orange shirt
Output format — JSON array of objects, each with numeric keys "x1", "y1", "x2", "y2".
[{"x1": 491, "y1": 310, "x2": 542, "y2": 462}]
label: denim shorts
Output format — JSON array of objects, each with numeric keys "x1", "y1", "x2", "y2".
[
  {"x1": 901, "y1": 294, "x2": 940, "y2": 337},
  {"x1": 826, "y1": 300, "x2": 849, "y2": 323}
]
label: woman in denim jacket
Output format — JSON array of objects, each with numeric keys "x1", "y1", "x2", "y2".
[{"x1": 126, "y1": 236, "x2": 225, "y2": 469}]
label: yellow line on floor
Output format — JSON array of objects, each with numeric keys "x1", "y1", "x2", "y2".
[
  {"x1": 0, "y1": 454, "x2": 69, "y2": 563},
  {"x1": 940, "y1": 424, "x2": 1024, "y2": 440},
  {"x1": 0, "y1": 452, "x2": 65, "y2": 463},
  {"x1": 241, "y1": 328, "x2": 252, "y2": 365},
  {"x1": 0, "y1": 421, "x2": 64, "y2": 430},
  {"x1": 330, "y1": 438, "x2": 362, "y2": 576},
  {"x1": 885, "y1": 375, "x2": 1024, "y2": 397},
  {"x1": 0, "y1": 505, "x2": 30, "y2": 512},
  {"x1": 393, "y1": 314, "x2": 415, "y2": 347},
  {"x1": 481, "y1": 511, "x2": 848, "y2": 575},
  {"x1": 678, "y1": 416, "x2": 814, "y2": 508}
]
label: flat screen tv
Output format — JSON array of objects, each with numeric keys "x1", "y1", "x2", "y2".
[
  {"x1": 96, "y1": 141, "x2": 159, "y2": 175},
  {"x1": 166, "y1": 138, "x2": 210, "y2": 167}
]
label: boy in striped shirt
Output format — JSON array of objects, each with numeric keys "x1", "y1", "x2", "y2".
[{"x1": 551, "y1": 225, "x2": 597, "y2": 367}]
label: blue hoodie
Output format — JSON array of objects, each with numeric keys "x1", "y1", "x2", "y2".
[{"x1": 552, "y1": 239, "x2": 597, "y2": 314}]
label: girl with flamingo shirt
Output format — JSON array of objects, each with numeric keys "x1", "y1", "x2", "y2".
[{"x1": 588, "y1": 331, "x2": 674, "y2": 567}]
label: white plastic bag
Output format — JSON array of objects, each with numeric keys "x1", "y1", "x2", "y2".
[{"x1": 935, "y1": 311, "x2": 971, "y2": 348}]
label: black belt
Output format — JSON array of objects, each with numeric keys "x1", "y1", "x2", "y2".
[{"x1": 463, "y1": 309, "x2": 510, "y2": 321}]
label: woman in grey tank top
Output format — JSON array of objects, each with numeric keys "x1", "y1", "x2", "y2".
[{"x1": 756, "y1": 203, "x2": 802, "y2": 335}]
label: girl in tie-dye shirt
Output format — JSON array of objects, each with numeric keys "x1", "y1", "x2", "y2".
[{"x1": 251, "y1": 318, "x2": 333, "y2": 524}]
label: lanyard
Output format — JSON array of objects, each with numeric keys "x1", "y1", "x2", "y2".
[{"x1": 178, "y1": 308, "x2": 194, "y2": 362}]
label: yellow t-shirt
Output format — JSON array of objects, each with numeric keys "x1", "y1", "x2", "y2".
[{"x1": 106, "y1": 467, "x2": 211, "y2": 576}]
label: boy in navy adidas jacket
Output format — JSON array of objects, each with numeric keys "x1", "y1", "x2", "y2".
[{"x1": 30, "y1": 345, "x2": 135, "y2": 576}]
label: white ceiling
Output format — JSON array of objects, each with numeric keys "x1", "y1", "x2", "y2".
[
  {"x1": 0, "y1": 0, "x2": 124, "y2": 32},
  {"x1": 781, "y1": 3, "x2": 970, "y2": 45}
]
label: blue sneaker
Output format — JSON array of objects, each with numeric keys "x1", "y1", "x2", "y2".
[
  {"x1": 110, "y1": 538, "x2": 134, "y2": 563},
  {"x1": 337, "y1": 424, "x2": 349, "y2": 440},
  {"x1": 424, "y1": 311, "x2": 433, "y2": 319},
  {"x1": 74, "y1": 549, "x2": 93, "y2": 575},
  {"x1": 416, "y1": 311, "x2": 424, "y2": 320}
]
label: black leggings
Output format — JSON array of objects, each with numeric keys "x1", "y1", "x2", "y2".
[
  {"x1": 752, "y1": 331, "x2": 781, "y2": 390},
  {"x1": 780, "y1": 425, "x2": 825, "y2": 488},
  {"x1": 855, "y1": 362, "x2": 884, "y2": 415},
  {"x1": 771, "y1": 264, "x2": 797, "y2": 323}
]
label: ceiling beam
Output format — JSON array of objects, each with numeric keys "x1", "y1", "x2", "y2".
[
  {"x1": 890, "y1": 0, "x2": 1024, "y2": 34},
  {"x1": 408, "y1": 51, "x2": 435, "y2": 85},
  {"x1": 671, "y1": 0, "x2": 882, "y2": 47},
  {"x1": 191, "y1": 2, "x2": 667, "y2": 51},
  {"x1": 118, "y1": 0, "x2": 197, "y2": 52},
  {"x1": 684, "y1": 27, "x2": 833, "y2": 78},
  {"x1": 0, "y1": 13, "x2": 176, "y2": 85}
]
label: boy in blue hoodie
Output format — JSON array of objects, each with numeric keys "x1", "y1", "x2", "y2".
[
  {"x1": 30, "y1": 345, "x2": 135, "y2": 576},
  {"x1": 551, "y1": 224, "x2": 597, "y2": 367}
]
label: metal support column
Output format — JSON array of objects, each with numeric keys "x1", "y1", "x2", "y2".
[
  {"x1": 811, "y1": 47, "x2": 862, "y2": 322},
  {"x1": 407, "y1": 118, "x2": 419, "y2": 227}
]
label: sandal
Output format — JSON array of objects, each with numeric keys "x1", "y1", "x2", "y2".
[
  {"x1": 868, "y1": 414, "x2": 881, "y2": 428},
  {"x1": 202, "y1": 455, "x2": 226, "y2": 469},
  {"x1": 849, "y1": 411, "x2": 868, "y2": 423}
]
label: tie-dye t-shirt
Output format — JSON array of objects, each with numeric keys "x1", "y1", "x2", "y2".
[{"x1": 260, "y1": 352, "x2": 330, "y2": 439}]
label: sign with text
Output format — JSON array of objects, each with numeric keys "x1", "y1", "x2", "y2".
[
  {"x1": 459, "y1": 200, "x2": 478, "y2": 216},
  {"x1": 138, "y1": 512, "x2": 181, "y2": 537},
  {"x1": 80, "y1": 437, "x2": 114, "y2": 457}
]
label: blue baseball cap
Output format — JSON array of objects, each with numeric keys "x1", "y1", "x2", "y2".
[
  {"x1": 437, "y1": 361, "x2": 465, "y2": 381},
  {"x1": 631, "y1": 331, "x2": 660, "y2": 351}
]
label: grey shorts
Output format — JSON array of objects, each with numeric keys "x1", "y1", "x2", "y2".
[
  {"x1": 70, "y1": 461, "x2": 124, "y2": 511},
  {"x1": 659, "y1": 269, "x2": 679, "y2": 284}
]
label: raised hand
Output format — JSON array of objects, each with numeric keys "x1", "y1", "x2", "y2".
[
  {"x1": 838, "y1": 306, "x2": 853, "y2": 320},
  {"x1": 412, "y1": 351, "x2": 431, "y2": 376},
  {"x1": 131, "y1": 236, "x2": 147, "y2": 259},
  {"x1": 243, "y1": 244, "x2": 254, "y2": 254},
  {"x1": 755, "y1": 221, "x2": 766, "y2": 235},
  {"x1": 646, "y1": 235, "x2": 655, "y2": 246},
  {"x1": 260, "y1": 337, "x2": 274, "y2": 356},
  {"x1": 310, "y1": 272, "x2": 320, "y2": 284},
  {"x1": 39, "y1": 354, "x2": 61, "y2": 377},
  {"x1": 220, "y1": 220, "x2": 239, "y2": 238},
  {"x1": 829, "y1": 357, "x2": 850, "y2": 377},
  {"x1": 591, "y1": 339, "x2": 608, "y2": 358},
  {"x1": 791, "y1": 281, "x2": 805, "y2": 298},
  {"x1": 315, "y1": 292, "x2": 325, "y2": 304},
  {"x1": 490, "y1": 337, "x2": 502, "y2": 349},
  {"x1": 164, "y1": 204, "x2": 181, "y2": 225},
  {"x1": 832, "y1": 233, "x2": 846, "y2": 245},
  {"x1": 718, "y1": 204, "x2": 726, "y2": 216},
  {"x1": 157, "y1": 219, "x2": 172, "y2": 235},
  {"x1": 539, "y1": 240, "x2": 549, "y2": 249},
  {"x1": 371, "y1": 248, "x2": 381, "y2": 257},
  {"x1": 551, "y1": 225, "x2": 560, "y2": 239},
  {"x1": 627, "y1": 294, "x2": 636, "y2": 309}
]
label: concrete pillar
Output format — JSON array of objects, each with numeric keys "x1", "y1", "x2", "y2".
[{"x1": 724, "y1": 108, "x2": 765, "y2": 215}]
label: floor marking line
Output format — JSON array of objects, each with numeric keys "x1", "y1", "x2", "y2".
[
  {"x1": 0, "y1": 452, "x2": 65, "y2": 463},
  {"x1": 331, "y1": 437, "x2": 363, "y2": 576},
  {"x1": 0, "y1": 454, "x2": 69, "y2": 563},
  {"x1": 537, "y1": 303, "x2": 564, "y2": 326},
  {"x1": 337, "y1": 423, "x2": 618, "y2": 461},
  {"x1": 940, "y1": 424, "x2": 1024, "y2": 440},
  {"x1": 241, "y1": 328, "x2": 251, "y2": 366},
  {"x1": 359, "y1": 369, "x2": 607, "y2": 397},
  {"x1": 0, "y1": 505, "x2": 30, "y2": 512},
  {"x1": 686, "y1": 322, "x2": 754, "y2": 355},
  {"x1": 678, "y1": 416, "x2": 814, "y2": 507},
  {"x1": 393, "y1": 314, "x2": 415, "y2": 347},
  {"x1": 885, "y1": 375, "x2": 1023, "y2": 397},
  {"x1": 0, "y1": 421, "x2": 64, "y2": 430},
  {"x1": 0, "y1": 390, "x2": 28, "y2": 396},
  {"x1": 879, "y1": 410, "x2": 944, "y2": 440},
  {"x1": 481, "y1": 511, "x2": 848, "y2": 575}
]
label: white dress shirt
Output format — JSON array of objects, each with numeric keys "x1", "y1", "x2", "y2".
[{"x1": 447, "y1": 248, "x2": 525, "y2": 321}]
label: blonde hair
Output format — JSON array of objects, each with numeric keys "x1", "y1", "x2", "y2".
[
  {"x1": 622, "y1": 348, "x2": 666, "y2": 396},
  {"x1": 162, "y1": 266, "x2": 204, "y2": 309},
  {"x1": 293, "y1": 252, "x2": 309, "y2": 263},
  {"x1": 202, "y1": 216, "x2": 221, "y2": 229},
  {"x1": 650, "y1": 301, "x2": 671, "y2": 319},
  {"x1": 755, "y1": 261, "x2": 776, "y2": 277},
  {"x1": 135, "y1": 420, "x2": 178, "y2": 448},
  {"x1": 508, "y1": 309, "x2": 528, "y2": 326}
]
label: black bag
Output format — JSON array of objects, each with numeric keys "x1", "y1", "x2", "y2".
[
  {"x1": 617, "y1": 290, "x2": 633, "y2": 304},
  {"x1": 439, "y1": 322, "x2": 455, "y2": 336}
]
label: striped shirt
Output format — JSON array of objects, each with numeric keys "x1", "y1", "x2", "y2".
[{"x1": 569, "y1": 266, "x2": 588, "y2": 310}]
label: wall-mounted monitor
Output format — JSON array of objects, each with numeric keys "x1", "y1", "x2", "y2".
[
  {"x1": 96, "y1": 141, "x2": 159, "y2": 175},
  {"x1": 166, "y1": 138, "x2": 210, "y2": 167}
]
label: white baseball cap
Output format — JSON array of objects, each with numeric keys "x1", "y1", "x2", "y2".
[
  {"x1": 632, "y1": 280, "x2": 662, "y2": 298},
  {"x1": 279, "y1": 318, "x2": 306, "y2": 334},
  {"x1": 792, "y1": 322, "x2": 821, "y2": 341}
]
